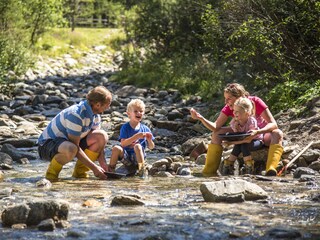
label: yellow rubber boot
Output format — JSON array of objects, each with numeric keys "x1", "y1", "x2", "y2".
[
  {"x1": 45, "y1": 157, "x2": 63, "y2": 180},
  {"x1": 243, "y1": 159, "x2": 254, "y2": 175},
  {"x1": 202, "y1": 144, "x2": 223, "y2": 177},
  {"x1": 266, "y1": 144, "x2": 283, "y2": 176},
  {"x1": 72, "y1": 149, "x2": 99, "y2": 178}
]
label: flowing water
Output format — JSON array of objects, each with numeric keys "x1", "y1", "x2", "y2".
[{"x1": 0, "y1": 146, "x2": 320, "y2": 240}]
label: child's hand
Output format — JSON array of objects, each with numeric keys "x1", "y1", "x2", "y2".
[
  {"x1": 139, "y1": 132, "x2": 146, "y2": 139},
  {"x1": 145, "y1": 132, "x2": 153, "y2": 140}
]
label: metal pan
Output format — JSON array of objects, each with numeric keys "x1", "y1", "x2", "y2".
[{"x1": 104, "y1": 172, "x2": 127, "y2": 179}]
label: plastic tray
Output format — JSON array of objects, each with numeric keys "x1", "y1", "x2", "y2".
[{"x1": 218, "y1": 132, "x2": 251, "y2": 141}]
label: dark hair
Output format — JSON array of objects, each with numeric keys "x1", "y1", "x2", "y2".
[
  {"x1": 224, "y1": 83, "x2": 249, "y2": 98},
  {"x1": 86, "y1": 86, "x2": 112, "y2": 105}
]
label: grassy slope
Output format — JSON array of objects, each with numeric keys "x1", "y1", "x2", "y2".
[{"x1": 36, "y1": 28, "x2": 126, "y2": 58}]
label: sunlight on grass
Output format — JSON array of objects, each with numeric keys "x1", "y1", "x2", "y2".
[{"x1": 36, "y1": 28, "x2": 126, "y2": 59}]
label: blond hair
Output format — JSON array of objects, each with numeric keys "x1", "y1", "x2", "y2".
[
  {"x1": 234, "y1": 97, "x2": 254, "y2": 116},
  {"x1": 127, "y1": 99, "x2": 145, "y2": 112}
]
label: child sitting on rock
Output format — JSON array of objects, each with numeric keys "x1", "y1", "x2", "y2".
[
  {"x1": 107, "y1": 99, "x2": 155, "y2": 177},
  {"x1": 222, "y1": 97, "x2": 264, "y2": 175}
]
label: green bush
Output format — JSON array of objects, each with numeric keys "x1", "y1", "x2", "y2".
[{"x1": 0, "y1": 32, "x2": 33, "y2": 87}]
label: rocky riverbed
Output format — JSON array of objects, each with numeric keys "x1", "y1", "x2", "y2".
[{"x1": 0, "y1": 48, "x2": 320, "y2": 239}]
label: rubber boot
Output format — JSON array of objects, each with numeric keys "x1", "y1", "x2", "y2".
[
  {"x1": 266, "y1": 144, "x2": 283, "y2": 176},
  {"x1": 202, "y1": 144, "x2": 223, "y2": 177},
  {"x1": 243, "y1": 159, "x2": 254, "y2": 175},
  {"x1": 72, "y1": 149, "x2": 99, "y2": 178},
  {"x1": 222, "y1": 160, "x2": 235, "y2": 176},
  {"x1": 45, "y1": 157, "x2": 63, "y2": 180}
]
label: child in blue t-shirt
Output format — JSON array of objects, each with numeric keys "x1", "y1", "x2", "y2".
[{"x1": 107, "y1": 99, "x2": 155, "y2": 177}]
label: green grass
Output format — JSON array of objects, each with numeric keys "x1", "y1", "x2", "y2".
[{"x1": 35, "y1": 28, "x2": 127, "y2": 59}]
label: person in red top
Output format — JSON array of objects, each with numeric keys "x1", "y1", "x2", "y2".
[{"x1": 190, "y1": 83, "x2": 284, "y2": 176}]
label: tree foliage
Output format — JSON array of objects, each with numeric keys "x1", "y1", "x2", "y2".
[
  {"x1": 0, "y1": 0, "x2": 64, "y2": 87},
  {"x1": 118, "y1": 0, "x2": 320, "y2": 112}
]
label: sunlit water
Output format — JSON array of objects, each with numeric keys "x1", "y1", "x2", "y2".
[{"x1": 1, "y1": 147, "x2": 320, "y2": 239}]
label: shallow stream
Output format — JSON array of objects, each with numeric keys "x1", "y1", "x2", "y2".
[{"x1": 0, "y1": 147, "x2": 320, "y2": 240}]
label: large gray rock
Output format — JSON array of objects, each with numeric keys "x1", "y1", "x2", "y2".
[
  {"x1": 1, "y1": 204, "x2": 30, "y2": 227},
  {"x1": 111, "y1": 195, "x2": 144, "y2": 206},
  {"x1": 0, "y1": 143, "x2": 37, "y2": 161},
  {"x1": 200, "y1": 179, "x2": 268, "y2": 203},
  {"x1": 1, "y1": 200, "x2": 69, "y2": 227}
]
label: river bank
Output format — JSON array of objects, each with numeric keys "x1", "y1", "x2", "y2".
[{"x1": 0, "y1": 46, "x2": 320, "y2": 239}]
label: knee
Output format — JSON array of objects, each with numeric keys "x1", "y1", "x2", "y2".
[
  {"x1": 134, "y1": 143, "x2": 143, "y2": 152},
  {"x1": 112, "y1": 145, "x2": 123, "y2": 154},
  {"x1": 94, "y1": 130, "x2": 109, "y2": 146},
  {"x1": 271, "y1": 129, "x2": 283, "y2": 142},
  {"x1": 66, "y1": 143, "x2": 78, "y2": 160}
]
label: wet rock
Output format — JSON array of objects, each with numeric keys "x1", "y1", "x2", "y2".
[
  {"x1": 0, "y1": 138, "x2": 37, "y2": 148},
  {"x1": 1, "y1": 203, "x2": 30, "y2": 227},
  {"x1": 82, "y1": 199, "x2": 103, "y2": 207},
  {"x1": 195, "y1": 153, "x2": 206, "y2": 165},
  {"x1": 171, "y1": 162, "x2": 183, "y2": 172},
  {"x1": 177, "y1": 166, "x2": 192, "y2": 176},
  {"x1": 55, "y1": 220, "x2": 71, "y2": 229},
  {"x1": 1, "y1": 200, "x2": 69, "y2": 227},
  {"x1": 308, "y1": 160, "x2": 320, "y2": 171},
  {"x1": 200, "y1": 179, "x2": 268, "y2": 203},
  {"x1": 37, "y1": 218, "x2": 56, "y2": 231},
  {"x1": 0, "y1": 143, "x2": 37, "y2": 161},
  {"x1": 67, "y1": 230, "x2": 88, "y2": 238},
  {"x1": 311, "y1": 193, "x2": 320, "y2": 202},
  {"x1": 154, "y1": 171, "x2": 174, "y2": 177},
  {"x1": 0, "y1": 163, "x2": 13, "y2": 170},
  {"x1": 121, "y1": 219, "x2": 150, "y2": 226},
  {"x1": 181, "y1": 137, "x2": 208, "y2": 156},
  {"x1": 111, "y1": 195, "x2": 145, "y2": 206},
  {"x1": 0, "y1": 188, "x2": 12, "y2": 199},
  {"x1": 16, "y1": 158, "x2": 30, "y2": 164},
  {"x1": 27, "y1": 201, "x2": 69, "y2": 226},
  {"x1": 170, "y1": 155, "x2": 184, "y2": 162},
  {"x1": 152, "y1": 158, "x2": 171, "y2": 168},
  {"x1": 12, "y1": 223, "x2": 27, "y2": 229},
  {"x1": 293, "y1": 167, "x2": 317, "y2": 178},
  {"x1": 298, "y1": 175, "x2": 316, "y2": 182},
  {"x1": 189, "y1": 141, "x2": 207, "y2": 160},
  {"x1": 36, "y1": 178, "x2": 52, "y2": 188},
  {"x1": 0, "y1": 152, "x2": 13, "y2": 165},
  {"x1": 266, "y1": 227, "x2": 302, "y2": 238}
]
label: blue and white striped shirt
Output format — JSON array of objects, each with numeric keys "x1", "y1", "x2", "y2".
[{"x1": 38, "y1": 100, "x2": 101, "y2": 145}]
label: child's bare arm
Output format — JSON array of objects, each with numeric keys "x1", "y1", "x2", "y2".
[{"x1": 120, "y1": 132, "x2": 145, "y2": 147}]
